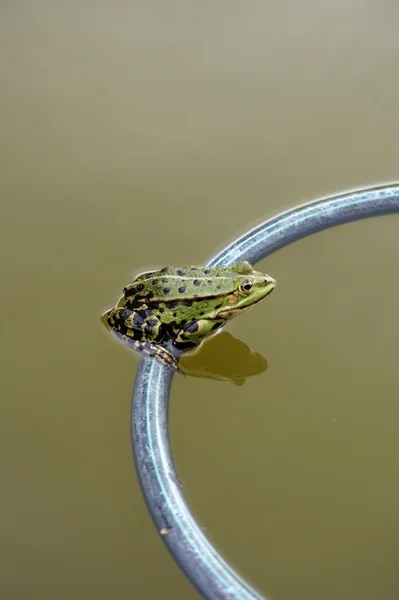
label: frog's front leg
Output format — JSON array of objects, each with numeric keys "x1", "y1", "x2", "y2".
[
  {"x1": 104, "y1": 307, "x2": 182, "y2": 374},
  {"x1": 173, "y1": 319, "x2": 225, "y2": 351}
]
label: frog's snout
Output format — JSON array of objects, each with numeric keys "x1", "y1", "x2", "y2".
[{"x1": 265, "y1": 276, "x2": 277, "y2": 288}]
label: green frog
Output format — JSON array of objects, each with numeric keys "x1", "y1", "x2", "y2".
[{"x1": 102, "y1": 261, "x2": 276, "y2": 374}]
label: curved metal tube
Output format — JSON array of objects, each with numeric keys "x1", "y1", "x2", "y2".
[{"x1": 131, "y1": 184, "x2": 399, "y2": 600}]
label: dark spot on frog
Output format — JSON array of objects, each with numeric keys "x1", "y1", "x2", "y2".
[
  {"x1": 143, "y1": 308, "x2": 153, "y2": 319},
  {"x1": 211, "y1": 322, "x2": 222, "y2": 331},
  {"x1": 168, "y1": 301, "x2": 177, "y2": 309},
  {"x1": 193, "y1": 279, "x2": 201, "y2": 286},
  {"x1": 178, "y1": 286, "x2": 186, "y2": 294},
  {"x1": 146, "y1": 291, "x2": 154, "y2": 299},
  {"x1": 184, "y1": 321, "x2": 199, "y2": 333},
  {"x1": 147, "y1": 318, "x2": 158, "y2": 328},
  {"x1": 216, "y1": 284, "x2": 221, "y2": 290},
  {"x1": 125, "y1": 287, "x2": 137, "y2": 295},
  {"x1": 160, "y1": 267, "x2": 168, "y2": 273},
  {"x1": 176, "y1": 340, "x2": 197, "y2": 350},
  {"x1": 152, "y1": 279, "x2": 157, "y2": 285},
  {"x1": 136, "y1": 284, "x2": 145, "y2": 292},
  {"x1": 207, "y1": 280, "x2": 212, "y2": 284},
  {"x1": 119, "y1": 329, "x2": 132, "y2": 342},
  {"x1": 173, "y1": 312, "x2": 177, "y2": 318},
  {"x1": 133, "y1": 313, "x2": 143, "y2": 327},
  {"x1": 214, "y1": 303, "x2": 223, "y2": 310},
  {"x1": 162, "y1": 278, "x2": 168, "y2": 283},
  {"x1": 114, "y1": 321, "x2": 128, "y2": 335},
  {"x1": 184, "y1": 300, "x2": 193, "y2": 307},
  {"x1": 199, "y1": 311, "x2": 205, "y2": 316},
  {"x1": 163, "y1": 287, "x2": 170, "y2": 294},
  {"x1": 204, "y1": 269, "x2": 211, "y2": 274},
  {"x1": 177, "y1": 269, "x2": 185, "y2": 276}
]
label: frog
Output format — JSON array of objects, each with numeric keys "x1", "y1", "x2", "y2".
[{"x1": 102, "y1": 261, "x2": 276, "y2": 374}]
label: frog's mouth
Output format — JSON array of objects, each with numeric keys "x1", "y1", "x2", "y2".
[
  {"x1": 219, "y1": 308, "x2": 245, "y2": 319},
  {"x1": 218, "y1": 283, "x2": 276, "y2": 320}
]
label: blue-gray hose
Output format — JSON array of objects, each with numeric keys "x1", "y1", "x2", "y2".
[{"x1": 131, "y1": 184, "x2": 399, "y2": 600}]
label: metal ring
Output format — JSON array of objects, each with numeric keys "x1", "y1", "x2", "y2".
[{"x1": 131, "y1": 184, "x2": 399, "y2": 600}]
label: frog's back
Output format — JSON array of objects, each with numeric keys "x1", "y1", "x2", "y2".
[
  {"x1": 125, "y1": 265, "x2": 241, "y2": 301},
  {"x1": 123, "y1": 262, "x2": 260, "y2": 305}
]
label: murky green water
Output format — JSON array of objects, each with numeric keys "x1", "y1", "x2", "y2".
[{"x1": 1, "y1": 3, "x2": 399, "y2": 599}]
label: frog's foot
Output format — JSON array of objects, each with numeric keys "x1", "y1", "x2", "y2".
[
  {"x1": 113, "y1": 332, "x2": 184, "y2": 375},
  {"x1": 139, "y1": 342, "x2": 184, "y2": 376}
]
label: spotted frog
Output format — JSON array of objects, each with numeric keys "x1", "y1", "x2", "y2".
[{"x1": 102, "y1": 261, "x2": 276, "y2": 374}]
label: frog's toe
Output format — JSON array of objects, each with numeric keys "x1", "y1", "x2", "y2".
[
  {"x1": 140, "y1": 343, "x2": 183, "y2": 376},
  {"x1": 157, "y1": 350, "x2": 184, "y2": 376}
]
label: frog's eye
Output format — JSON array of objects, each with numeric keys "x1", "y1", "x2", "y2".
[{"x1": 239, "y1": 280, "x2": 254, "y2": 294}]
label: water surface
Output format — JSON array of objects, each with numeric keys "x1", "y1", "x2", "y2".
[{"x1": 1, "y1": 2, "x2": 399, "y2": 599}]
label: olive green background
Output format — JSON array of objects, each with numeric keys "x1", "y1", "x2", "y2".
[{"x1": 1, "y1": 2, "x2": 399, "y2": 599}]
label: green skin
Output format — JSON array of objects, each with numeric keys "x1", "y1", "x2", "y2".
[{"x1": 103, "y1": 261, "x2": 276, "y2": 374}]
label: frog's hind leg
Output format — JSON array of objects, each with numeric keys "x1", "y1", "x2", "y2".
[
  {"x1": 105, "y1": 306, "x2": 165, "y2": 342},
  {"x1": 104, "y1": 307, "x2": 183, "y2": 374}
]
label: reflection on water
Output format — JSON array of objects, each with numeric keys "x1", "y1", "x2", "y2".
[
  {"x1": 2, "y1": 2, "x2": 399, "y2": 600},
  {"x1": 180, "y1": 332, "x2": 268, "y2": 384}
]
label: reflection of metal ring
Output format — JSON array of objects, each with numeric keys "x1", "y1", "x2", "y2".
[{"x1": 132, "y1": 185, "x2": 399, "y2": 600}]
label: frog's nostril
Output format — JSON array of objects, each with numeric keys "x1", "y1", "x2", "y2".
[{"x1": 265, "y1": 276, "x2": 276, "y2": 286}]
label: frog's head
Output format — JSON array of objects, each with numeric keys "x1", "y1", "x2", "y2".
[{"x1": 216, "y1": 262, "x2": 276, "y2": 319}]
